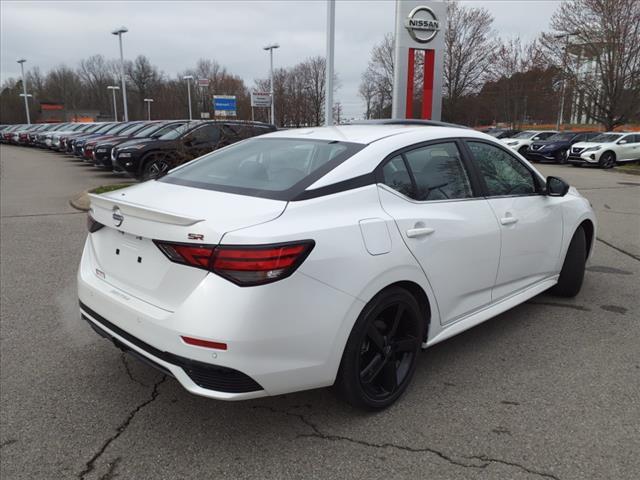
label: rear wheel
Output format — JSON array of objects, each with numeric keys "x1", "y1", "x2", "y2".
[
  {"x1": 335, "y1": 287, "x2": 423, "y2": 410},
  {"x1": 141, "y1": 153, "x2": 170, "y2": 180},
  {"x1": 518, "y1": 146, "x2": 529, "y2": 156},
  {"x1": 599, "y1": 151, "x2": 616, "y2": 169},
  {"x1": 557, "y1": 149, "x2": 568, "y2": 164},
  {"x1": 549, "y1": 227, "x2": 587, "y2": 297}
]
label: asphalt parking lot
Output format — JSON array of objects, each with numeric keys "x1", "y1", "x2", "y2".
[{"x1": 1, "y1": 144, "x2": 639, "y2": 480}]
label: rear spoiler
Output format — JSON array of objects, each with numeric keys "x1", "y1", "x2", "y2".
[{"x1": 88, "y1": 193, "x2": 204, "y2": 227}]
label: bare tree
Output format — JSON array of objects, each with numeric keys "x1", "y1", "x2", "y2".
[
  {"x1": 359, "y1": 33, "x2": 394, "y2": 118},
  {"x1": 540, "y1": 0, "x2": 640, "y2": 129},
  {"x1": 443, "y1": 0, "x2": 496, "y2": 121}
]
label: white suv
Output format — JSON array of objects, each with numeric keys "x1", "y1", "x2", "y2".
[
  {"x1": 79, "y1": 121, "x2": 596, "y2": 409},
  {"x1": 568, "y1": 132, "x2": 640, "y2": 168},
  {"x1": 501, "y1": 130, "x2": 557, "y2": 155}
]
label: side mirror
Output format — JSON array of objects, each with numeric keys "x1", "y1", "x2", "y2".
[
  {"x1": 618, "y1": 140, "x2": 627, "y2": 145},
  {"x1": 546, "y1": 176, "x2": 570, "y2": 197}
]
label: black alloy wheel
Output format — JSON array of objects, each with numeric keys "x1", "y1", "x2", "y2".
[
  {"x1": 557, "y1": 149, "x2": 568, "y2": 164},
  {"x1": 599, "y1": 151, "x2": 616, "y2": 169},
  {"x1": 142, "y1": 153, "x2": 170, "y2": 180},
  {"x1": 336, "y1": 287, "x2": 424, "y2": 410},
  {"x1": 518, "y1": 146, "x2": 529, "y2": 156}
]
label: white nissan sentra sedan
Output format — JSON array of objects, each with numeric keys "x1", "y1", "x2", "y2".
[{"x1": 79, "y1": 120, "x2": 596, "y2": 409}]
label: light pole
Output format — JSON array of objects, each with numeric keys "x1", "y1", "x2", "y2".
[
  {"x1": 263, "y1": 44, "x2": 279, "y2": 126},
  {"x1": 325, "y1": 0, "x2": 335, "y2": 126},
  {"x1": 183, "y1": 75, "x2": 193, "y2": 120},
  {"x1": 144, "y1": 98, "x2": 154, "y2": 120},
  {"x1": 555, "y1": 32, "x2": 578, "y2": 131},
  {"x1": 107, "y1": 85, "x2": 120, "y2": 121},
  {"x1": 111, "y1": 26, "x2": 129, "y2": 122},
  {"x1": 17, "y1": 58, "x2": 31, "y2": 124}
]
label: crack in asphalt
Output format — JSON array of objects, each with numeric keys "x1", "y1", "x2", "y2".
[
  {"x1": 596, "y1": 237, "x2": 640, "y2": 262},
  {"x1": 120, "y1": 352, "x2": 149, "y2": 387},
  {"x1": 78, "y1": 376, "x2": 166, "y2": 480},
  {"x1": 253, "y1": 405, "x2": 560, "y2": 480},
  {"x1": 0, "y1": 439, "x2": 17, "y2": 449}
]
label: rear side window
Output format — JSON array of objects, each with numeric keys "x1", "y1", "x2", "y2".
[
  {"x1": 382, "y1": 156, "x2": 413, "y2": 198},
  {"x1": 161, "y1": 138, "x2": 364, "y2": 200},
  {"x1": 382, "y1": 142, "x2": 473, "y2": 201}
]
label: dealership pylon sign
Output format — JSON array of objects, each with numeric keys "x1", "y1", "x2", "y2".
[{"x1": 392, "y1": 0, "x2": 446, "y2": 120}]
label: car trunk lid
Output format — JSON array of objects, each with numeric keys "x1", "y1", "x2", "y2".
[{"x1": 87, "y1": 181, "x2": 287, "y2": 310}]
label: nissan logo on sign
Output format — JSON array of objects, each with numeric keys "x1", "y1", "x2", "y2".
[{"x1": 404, "y1": 6, "x2": 440, "y2": 43}]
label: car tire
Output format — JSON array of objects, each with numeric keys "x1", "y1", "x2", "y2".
[
  {"x1": 599, "y1": 151, "x2": 616, "y2": 169},
  {"x1": 549, "y1": 226, "x2": 587, "y2": 298},
  {"x1": 335, "y1": 287, "x2": 424, "y2": 410},
  {"x1": 141, "y1": 153, "x2": 171, "y2": 180},
  {"x1": 518, "y1": 146, "x2": 528, "y2": 156},
  {"x1": 557, "y1": 149, "x2": 568, "y2": 164}
]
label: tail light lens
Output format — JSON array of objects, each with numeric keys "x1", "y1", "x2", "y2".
[
  {"x1": 154, "y1": 241, "x2": 314, "y2": 286},
  {"x1": 87, "y1": 213, "x2": 104, "y2": 233}
]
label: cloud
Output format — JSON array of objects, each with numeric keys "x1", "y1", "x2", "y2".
[{"x1": 1, "y1": 0, "x2": 560, "y2": 119}]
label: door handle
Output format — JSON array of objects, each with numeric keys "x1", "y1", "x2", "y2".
[
  {"x1": 500, "y1": 216, "x2": 519, "y2": 225},
  {"x1": 406, "y1": 227, "x2": 435, "y2": 238}
]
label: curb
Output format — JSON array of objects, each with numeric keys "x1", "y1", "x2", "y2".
[{"x1": 69, "y1": 190, "x2": 90, "y2": 212}]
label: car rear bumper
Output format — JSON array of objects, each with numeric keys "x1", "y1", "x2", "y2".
[{"x1": 77, "y1": 237, "x2": 360, "y2": 400}]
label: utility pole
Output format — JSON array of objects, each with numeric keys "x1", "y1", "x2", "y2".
[
  {"x1": 325, "y1": 0, "x2": 335, "y2": 126},
  {"x1": 107, "y1": 86, "x2": 120, "y2": 121}
]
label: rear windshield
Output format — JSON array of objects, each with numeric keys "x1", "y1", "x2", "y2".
[{"x1": 161, "y1": 138, "x2": 364, "y2": 200}]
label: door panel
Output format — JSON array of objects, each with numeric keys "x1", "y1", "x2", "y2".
[
  {"x1": 487, "y1": 196, "x2": 563, "y2": 300},
  {"x1": 379, "y1": 187, "x2": 501, "y2": 324}
]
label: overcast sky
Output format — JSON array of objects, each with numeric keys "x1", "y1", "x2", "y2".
[{"x1": 1, "y1": 0, "x2": 561, "y2": 118}]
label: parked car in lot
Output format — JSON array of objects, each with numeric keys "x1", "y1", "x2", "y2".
[
  {"x1": 502, "y1": 130, "x2": 557, "y2": 155},
  {"x1": 62, "y1": 123, "x2": 107, "y2": 152},
  {"x1": 485, "y1": 128, "x2": 521, "y2": 139},
  {"x1": 94, "y1": 121, "x2": 188, "y2": 170},
  {"x1": 80, "y1": 120, "x2": 596, "y2": 409},
  {"x1": 71, "y1": 123, "x2": 119, "y2": 156},
  {"x1": 568, "y1": 132, "x2": 640, "y2": 168},
  {"x1": 81, "y1": 122, "x2": 147, "y2": 162},
  {"x1": 114, "y1": 120, "x2": 276, "y2": 179},
  {"x1": 524, "y1": 131, "x2": 600, "y2": 164}
]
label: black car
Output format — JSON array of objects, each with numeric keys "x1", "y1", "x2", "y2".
[
  {"x1": 114, "y1": 120, "x2": 276, "y2": 180},
  {"x1": 93, "y1": 121, "x2": 187, "y2": 170},
  {"x1": 525, "y1": 131, "x2": 600, "y2": 164}
]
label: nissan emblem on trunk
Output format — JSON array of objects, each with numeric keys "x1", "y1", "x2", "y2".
[{"x1": 112, "y1": 206, "x2": 124, "y2": 227}]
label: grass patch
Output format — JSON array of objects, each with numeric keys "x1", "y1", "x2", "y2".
[{"x1": 90, "y1": 183, "x2": 134, "y2": 195}]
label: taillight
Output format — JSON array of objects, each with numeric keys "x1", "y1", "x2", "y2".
[
  {"x1": 154, "y1": 241, "x2": 314, "y2": 286},
  {"x1": 87, "y1": 213, "x2": 104, "y2": 233}
]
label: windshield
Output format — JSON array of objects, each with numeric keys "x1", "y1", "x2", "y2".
[
  {"x1": 90, "y1": 123, "x2": 116, "y2": 134},
  {"x1": 133, "y1": 123, "x2": 164, "y2": 138},
  {"x1": 161, "y1": 138, "x2": 365, "y2": 199},
  {"x1": 158, "y1": 122, "x2": 196, "y2": 140},
  {"x1": 590, "y1": 133, "x2": 622, "y2": 143},
  {"x1": 546, "y1": 133, "x2": 575, "y2": 141},
  {"x1": 512, "y1": 131, "x2": 536, "y2": 139},
  {"x1": 116, "y1": 123, "x2": 145, "y2": 136}
]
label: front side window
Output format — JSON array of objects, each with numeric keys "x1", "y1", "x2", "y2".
[
  {"x1": 161, "y1": 138, "x2": 363, "y2": 199},
  {"x1": 467, "y1": 141, "x2": 538, "y2": 196}
]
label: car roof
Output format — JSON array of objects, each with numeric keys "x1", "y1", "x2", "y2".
[{"x1": 264, "y1": 123, "x2": 476, "y2": 145}]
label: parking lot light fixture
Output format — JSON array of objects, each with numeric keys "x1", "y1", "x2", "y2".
[
  {"x1": 183, "y1": 75, "x2": 194, "y2": 121},
  {"x1": 144, "y1": 98, "x2": 154, "y2": 121},
  {"x1": 111, "y1": 26, "x2": 129, "y2": 122},
  {"x1": 17, "y1": 58, "x2": 31, "y2": 124},
  {"x1": 263, "y1": 44, "x2": 280, "y2": 126},
  {"x1": 107, "y1": 85, "x2": 120, "y2": 121}
]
